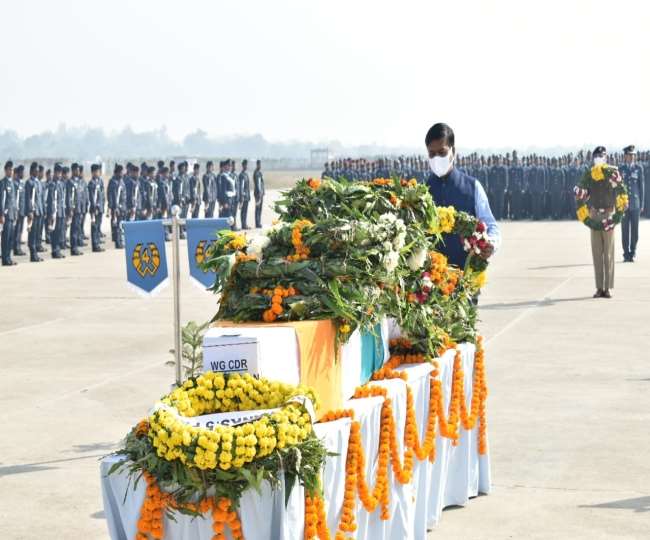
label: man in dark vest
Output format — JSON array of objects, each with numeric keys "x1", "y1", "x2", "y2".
[{"x1": 425, "y1": 122, "x2": 501, "y2": 273}]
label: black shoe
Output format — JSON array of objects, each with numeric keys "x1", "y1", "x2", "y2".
[
  {"x1": 180, "y1": 233, "x2": 186, "y2": 239},
  {"x1": 52, "y1": 253, "x2": 66, "y2": 259},
  {"x1": 2, "y1": 260, "x2": 17, "y2": 266},
  {"x1": 71, "y1": 250, "x2": 83, "y2": 256},
  {"x1": 37, "y1": 246, "x2": 46, "y2": 252},
  {"x1": 14, "y1": 250, "x2": 27, "y2": 256},
  {"x1": 80, "y1": 242, "x2": 88, "y2": 247},
  {"x1": 30, "y1": 257, "x2": 43, "y2": 262},
  {"x1": 115, "y1": 244, "x2": 124, "y2": 249},
  {"x1": 92, "y1": 247, "x2": 105, "y2": 252},
  {"x1": 602, "y1": 290, "x2": 612, "y2": 298},
  {"x1": 593, "y1": 289, "x2": 604, "y2": 298}
]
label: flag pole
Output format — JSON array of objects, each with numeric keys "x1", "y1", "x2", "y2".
[{"x1": 170, "y1": 205, "x2": 182, "y2": 387}]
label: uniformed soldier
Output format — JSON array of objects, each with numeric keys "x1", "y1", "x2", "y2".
[
  {"x1": 529, "y1": 156, "x2": 547, "y2": 220},
  {"x1": 619, "y1": 145, "x2": 645, "y2": 262},
  {"x1": 322, "y1": 162, "x2": 331, "y2": 179},
  {"x1": 488, "y1": 156, "x2": 508, "y2": 220},
  {"x1": 0, "y1": 161, "x2": 18, "y2": 265},
  {"x1": 87, "y1": 164, "x2": 105, "y2": 252},
  {"x1": 24, "y1": 162, "x2": 44, "y2": 262},
  {"x1": 238, "y1": 159, "x2": 251, "y2": 230},
  {"x1": 12, "y1": 165, "x2": 27, "y2": 256},
  {"x1": 509, "y1": 156, "x2": 525, "y2": 220},
  {"x1": 156, "y1": 166, "x2": 172, "y2": 240},
  {"x1": 107, "y1": 164, "x2": 126, "y2": 248},
  {"x1": 189, "y1": 163, "x2": 201, "y2": 218},
  {"x1": 36, "y1": 165, "x2": 47, "y2": 252},
  {"x1": 548, "y1": 157, "x2": 565, "y2": 220},
  {"x1": 565, "y1": 157, "x2": 582, "y2": 219},
  {"x1": 65, "y1": 164, "x2": 83, "y2": 256},
  {"x1": 173, "y1": 161, "x2": 188, "y2": 238},
  {"x1": 124, "y1": 164, "x2": 141, "y2": 222},
  {"x1": 218, "y1": 160, "x2": 237, "y2": 227},
  {"x1": 202, "y1": 161, "x2": 217, "y2": 218},
  {"x1": 46, "y1": 164, "x2": 67, "y2": 259},
  {"x1": 141, "y1": 166, "x2": 157, "y2": 221},
  {"x1": 253, "y1": 159, "x2": 264, "y2": 229},
  {"x1": 43, "y1": 168, "x2": 52, "y2": 245},
  {"x1": 78, "y1": 164, "x2": 89, "y2": 245}
]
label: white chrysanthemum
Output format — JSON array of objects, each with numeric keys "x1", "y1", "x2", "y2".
[
  {"x1": 379, "y1": 213, "x2": 397, "y2": 224},
  {"x1": 407, "y1": 248, "x2": 427, "y2": 271},
  {"x1": 383, "y1": 250, "x2": 399, "y2": 273},
  {"x1": 248, "y1": 235, "x2": 270, "y2": 259}
]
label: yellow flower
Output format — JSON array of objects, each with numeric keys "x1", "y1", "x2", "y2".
[
  {"x1": 472, "y1": 271, "x2": 487, "y2": 289},
  {"x1": 591, "y1": 165, "x2": 605, "y2": 181},
  {"x1": 576, "y1": 204, "x2": 590, "y2": 222},
  {"x1": 430, "y1": 206, "x2": 456, "y2": 234},
  {"x1": 616, "y1": 194, "x2": 629, "y2": 212}
]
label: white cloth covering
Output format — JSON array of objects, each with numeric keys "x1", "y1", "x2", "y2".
[{"x1": 100, "y1": 343, "x2": 490, "y2": 540}]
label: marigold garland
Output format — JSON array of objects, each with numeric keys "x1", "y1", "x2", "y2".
[
  {"x1": 135, "y1": 474, "x2": 245, "y2": 540},
  {"x1": 287, "y1": 219, "x2": 313, "y2": 262},
  {"x1": 306, "y1": 337, "x2": 488, "y2": 538}
]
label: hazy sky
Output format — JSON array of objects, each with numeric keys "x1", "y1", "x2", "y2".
[{"x1": 1, "y1": 0, "x2": 649, "y2": 151}]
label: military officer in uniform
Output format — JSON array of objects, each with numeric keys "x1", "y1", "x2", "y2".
[
  {"x1": 548, "y1": 158, "x2": 565, "y2": 220},
  {"x1": 619, "y1": 145, "x2": 644, "y2": 262},
  {"x1": 46, "y1": 164, "x2": 67, "y2": 259},
  {"x1": 65, "y1": 165, "x2": 83, "y2": 255},
  {"x1": 253, "y1": 159, "x2": 265, "y2": 229},
  {"x1": 107, "y1": 164, "x2": 126, "y2": 248},
  {"x1": 203, "y1": 161, "x2": 217, "y2": 218},
  {"x1": 157, "y1": 166, "x2": 172, "y2": 240},
  {"x1": 87, "y1": 164, "x2": 105, "y2": 252},
  {"x1": 1, "y1": 161, "x2": 18, "y2": 265},
  {"x1": 36, "y1": 164, "x2": 47, "y2": 252},
  {"x1": 12, "y1": 165, "x2": 27, "y2": 256},
  {"x1": 124, "y1": 163, "x2": 141, "y2": 222},
  {"x1": 24, "y1": 162, "x2": 44, "y2": 262},
  {"x1": 509, "y1": 155, "x2": 525, "y2": 220},
  {"x1": 218, "y1": 160, "x2": 237, "y2": 226},
  {"x1": 238, "y1": 159, "x2": 251, "y2": 229},
  {"x1": 189, "y1": 163, "x2": 201, "y2": 218},
  {"x1": 173, "y1": 161, "x2": 188, "y2": 238},
  {"x1": 488, "y1": 156, "x2": 507, "y2": 220}
]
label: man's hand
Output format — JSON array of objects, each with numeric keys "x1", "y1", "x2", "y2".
[{"x1": 0, "y1": 215, "x2": 4, "y2": 225}]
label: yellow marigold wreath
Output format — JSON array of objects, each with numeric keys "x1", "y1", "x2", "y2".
[{"x1": 148, "y1": 372, "x2": 318, "y2": 471}]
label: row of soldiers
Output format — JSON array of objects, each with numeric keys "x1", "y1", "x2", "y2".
[
  {"x1": 0, "y1": 159, "x2": 266, "y2": 266},
  {"x1": 323, "y1": 150, "x2": 650, "y2": 221}
]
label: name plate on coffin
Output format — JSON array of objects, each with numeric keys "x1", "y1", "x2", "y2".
[{"x1": 202, "y1": 333, "x2": 260, "y2": 376}]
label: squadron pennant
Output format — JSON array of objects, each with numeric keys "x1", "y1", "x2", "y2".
[
  {"x1": 185, "y1": 218, "x2": 232, "y2": 289},
  {"x1": 123, "y1": 220, "x2": 169, "y2": 295}
]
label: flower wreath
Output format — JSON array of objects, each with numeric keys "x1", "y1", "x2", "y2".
[
  {"x1": 574, "y1": 164, "x2": 628, "y2": 231},
  {"x1": 148, "y1": 371, "x2": 318, "y2": 471}
]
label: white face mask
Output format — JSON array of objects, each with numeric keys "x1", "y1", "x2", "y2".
[
  {"x1": 429, "y1": 151, "x2": 453, "y2": 177},
  {"x1": 593, "y1": 156, "x2": 606, "y2": 166}
]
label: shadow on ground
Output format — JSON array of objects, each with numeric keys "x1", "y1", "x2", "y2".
[
  {"x1": 579, "y1": 496, "x2": 650, "y2": 513},
  {"x1": 481, "y1": 296, "x2": 592, "y2": 310}
]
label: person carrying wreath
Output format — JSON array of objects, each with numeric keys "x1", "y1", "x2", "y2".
[{"x1": 577, "y1": 146, "x2": 621, "y2": 298}]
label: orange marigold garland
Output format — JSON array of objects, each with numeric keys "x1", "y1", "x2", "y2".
[
  {"x1": 136, "y1": 475, "x2": 245, "y2": 540},
  {"x1": 287, "y1": 219, "x2": 313, "y2": 262}
]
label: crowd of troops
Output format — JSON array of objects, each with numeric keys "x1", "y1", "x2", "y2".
[
  {"x1": 323, "y1": 149, "x2": 649, "y2": 222},
  {"x1": 0, "y1": 159, "x2": 265, "y2": 266}
]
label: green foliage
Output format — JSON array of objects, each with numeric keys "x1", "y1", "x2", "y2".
[{"x1": 166, "y1": 321, "x2": 210, "y2": 380}]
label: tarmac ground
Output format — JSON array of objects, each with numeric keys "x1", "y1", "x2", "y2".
[{"x1": 1, "y1": 194, "x2": 649, "y2": 539}]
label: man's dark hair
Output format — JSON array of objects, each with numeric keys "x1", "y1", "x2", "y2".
[{"x1": 425, "y1": 123, "x2": 455, "y2": 148}]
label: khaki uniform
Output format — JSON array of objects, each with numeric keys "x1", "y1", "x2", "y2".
[{"x1": 589, "y1": 208, "x2": 615, "y2": 290}]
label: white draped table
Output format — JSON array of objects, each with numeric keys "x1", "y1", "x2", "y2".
[{"x1": 100, "y1": 343, "x2": 490, "y2": 540}]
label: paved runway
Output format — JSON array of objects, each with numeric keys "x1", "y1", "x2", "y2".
[{"x1": 1, "y1": 198, "x2": 649, "y2": 539}]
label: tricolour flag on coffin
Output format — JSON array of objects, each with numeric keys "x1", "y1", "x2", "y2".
[
  {"x1": 185, "y1": 218, "x2": 232, "y2": 289},
  {"x1": 123, "y1": 220, "x2": 169, "y2": 296}
]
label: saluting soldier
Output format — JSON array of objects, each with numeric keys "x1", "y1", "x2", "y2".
[
  {"x1": 238, "y1": 159, "x2": 251, "y2": 230},
  {"x1": 203, "y1": 161, "x2": 217, "y2": 218},
  {"x1": 189, "y1": 163, "x2": 201, "y2": 218},
  {"x1": 12, "y1": 165, "x2": 27, "y2": 256},
  {"x1": 253, "y1": 159, "x2": 265, "y2": 229},
  {"x1": 107, "y1": 164, "x2": 126, "y2": 249},
  {"x1": 87, "y1": 164, "x2": 105, "y2": 252},
  {"x1": 24, "y1": 162, "x2": 44, "y2": 262},
  {"x1": 0, "y1": 161, "x2": 18, "y2": 265},
  {"x1": 46, "y1": 164, "x2": 67, "y2": 259},
  {"x1": 619, "y1": 145, "x2": 645, "y2": 262}
]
